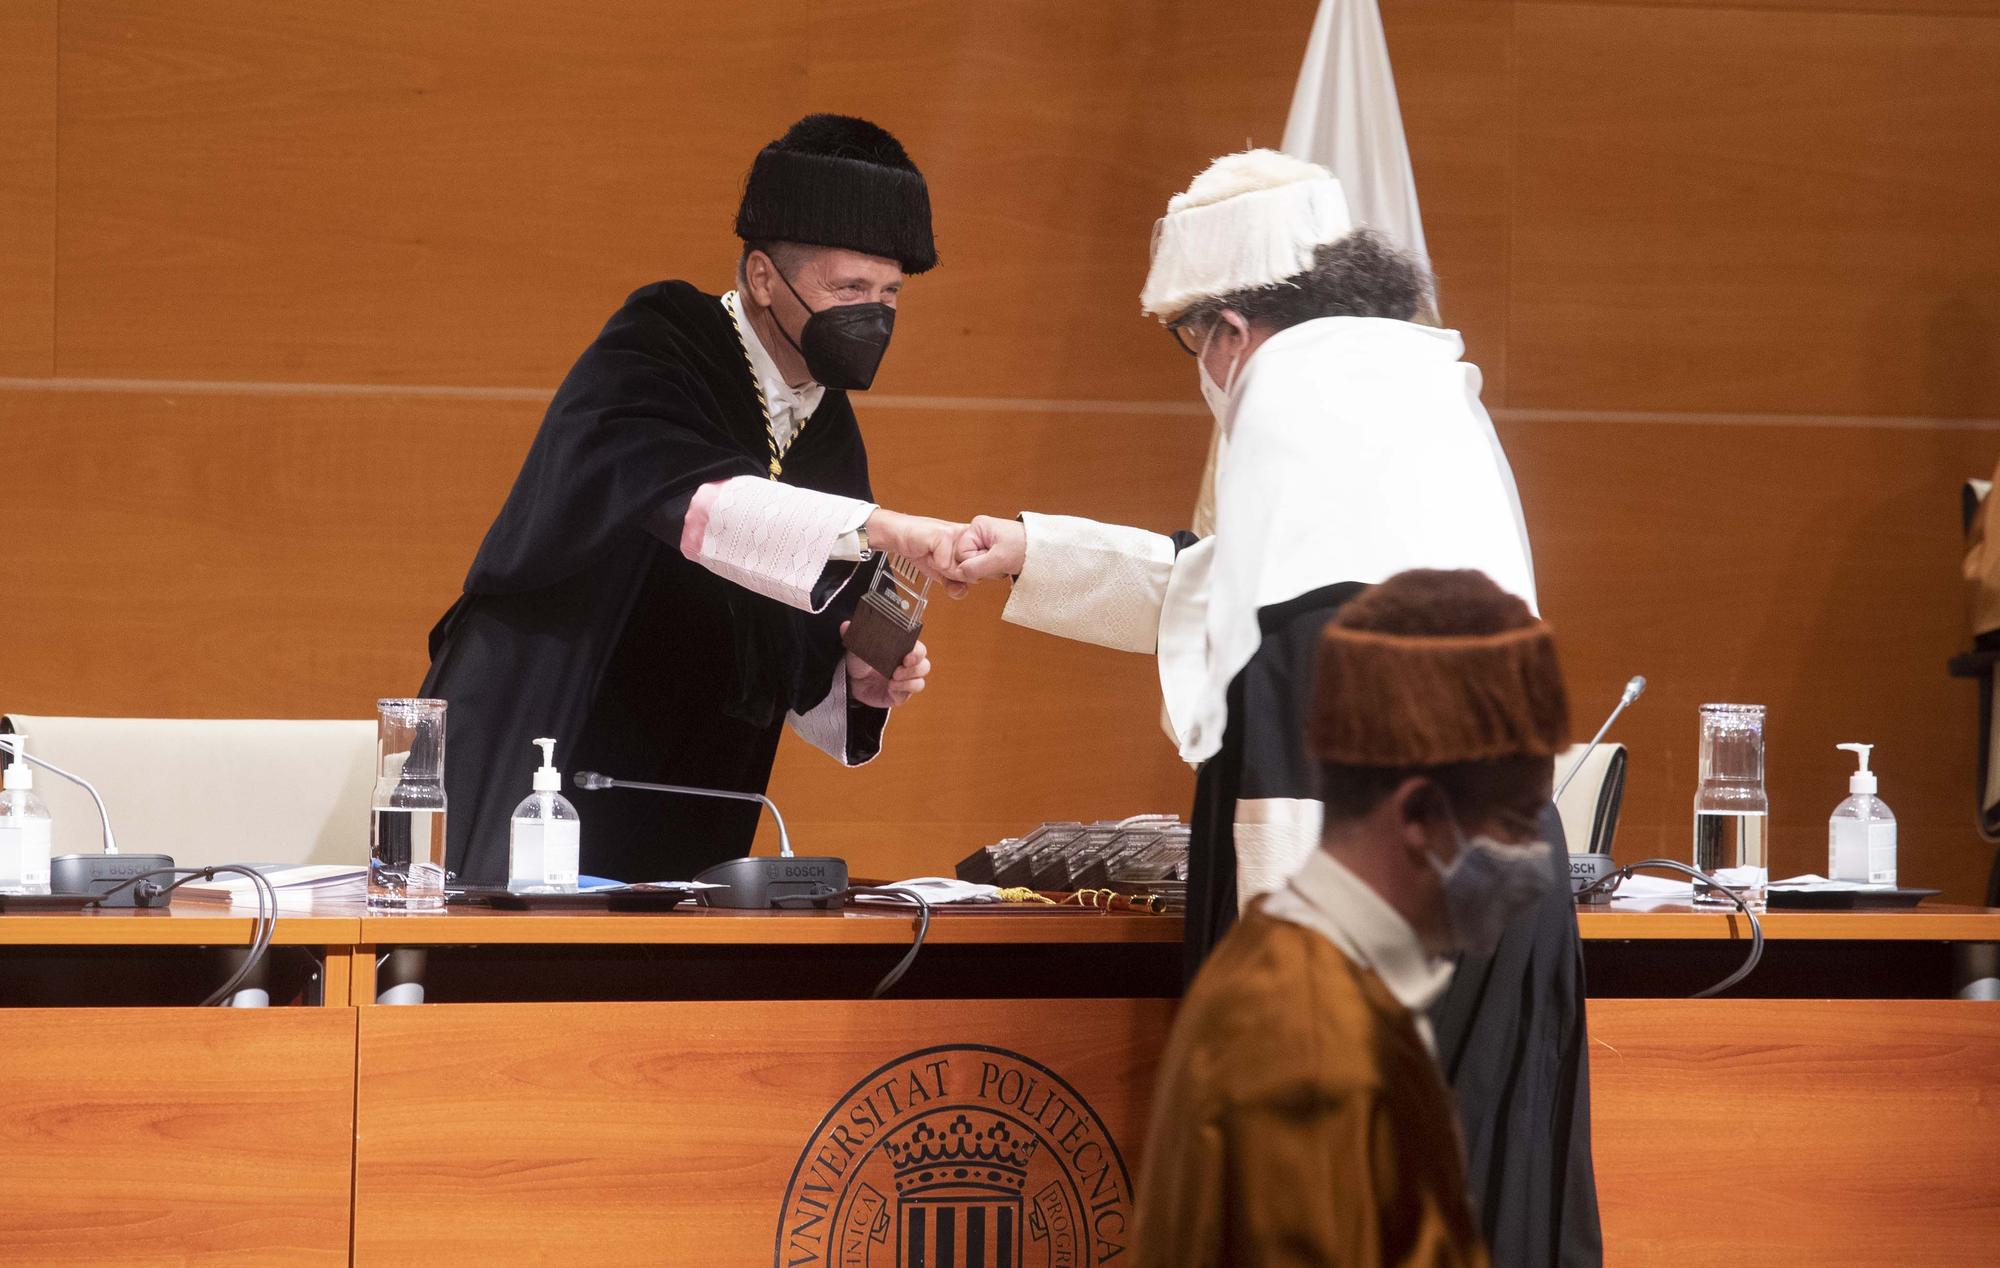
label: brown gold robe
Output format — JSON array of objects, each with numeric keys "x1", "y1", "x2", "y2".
[{"x1": 1134, "y1": 905, "x2": 1488, "y2": 1267}]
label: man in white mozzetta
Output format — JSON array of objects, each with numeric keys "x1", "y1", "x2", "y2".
[
  {"x1": 951, "y1": 149, "x2": 1537, "y2": 964},
  {"x1": 949, "y1": 150, "x2": 1602, "y2": 1266}
]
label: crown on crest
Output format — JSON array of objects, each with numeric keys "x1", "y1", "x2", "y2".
[{"x1": 886, "y1": 1114, "x2": 1039, "y2": 1193}]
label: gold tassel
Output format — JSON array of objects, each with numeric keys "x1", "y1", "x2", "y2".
[{"x1": 997, "y1": 887, "x2": 1057, "y2": 905}]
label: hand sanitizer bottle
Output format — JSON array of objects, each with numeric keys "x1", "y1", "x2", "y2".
[
  {"x1": 1828, "y1": 743, "x2": 1895, "y2": 885},
  {"x1": 508, "y1": 737, "x2": 580, "y2": 893},
  {"x1": 0, "y1": 736, "x2": 54, "y2": 895}
]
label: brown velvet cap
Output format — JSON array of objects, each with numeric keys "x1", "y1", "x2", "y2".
[{"x1": 1310, "y1": 571, "x2": 1571, "y2": 767}]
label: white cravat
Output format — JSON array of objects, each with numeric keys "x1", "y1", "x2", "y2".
[
  {"x1": 723, "y1": 289, "x2": 824, "y2": 455},
  {"x1": 713, "y1": 290, "x2": 869, "y2": 562},
  {"x1": 1263, "y1": 849, "x2": 1455, "y2": 1052}
]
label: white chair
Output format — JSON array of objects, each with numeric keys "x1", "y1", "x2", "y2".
[
  {"x1": 1554, "y1": 742, "x2": 1627, "y2": 857},
  {"x1": 0, "y1": 715, "x2": 376, "y2": 868}
]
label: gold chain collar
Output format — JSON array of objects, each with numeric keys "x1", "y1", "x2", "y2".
[{"x1": 724, "y1": 290, "x2": 806, "y2": 480}]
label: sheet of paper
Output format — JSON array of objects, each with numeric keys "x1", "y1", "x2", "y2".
[
  {"x1": 856, "y1": 877, "x2": 1004, "y2": 905},
  {"x1": 1609, "y1": 865, "x2": 1767, "y2": 903},
  {"x1": 1766, "y1": 874, "x2": 1895, "y2": 893}
]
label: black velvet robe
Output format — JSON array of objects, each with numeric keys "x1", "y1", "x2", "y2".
[
  {"x1": 421, "y1": 281, "x2": 880, "y2": 886},
  {"x1": 1185, "y1": 582, "x2": 1603, "y2": 1268}
]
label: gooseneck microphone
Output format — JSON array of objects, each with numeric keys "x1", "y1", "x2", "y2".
[
  {"x1": 9, "y1": 743, "x2": 120, "y2": 854},
  {"x1": 574, "y1": 770, "x2": 792, "y2": 857},
  {"x1": 1558, "y1": 676, "x2": 1645, "y2": 899},
  {"x1": 5, "y1": 736, "x2": 177, "y2": 907},
  {"x1": 1555, "y1": 675, "x2": 1647, "y2": 803},
  {"x1": 573, "y1": 770, "x2": 847, "y2": 908}
]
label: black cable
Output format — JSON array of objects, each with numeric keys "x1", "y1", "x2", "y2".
[
  {"x1": 744, "y1": 884, "x2": 937, "y2": 997},
  {"x1": 765, "y1": 884, "x2": 934, "y2": 997},
  {"x1": 89, "y1": 865, "x2": 279, "y2": 1006},
  {"x1": 176, "y1": 868, "x2": 278, "y2": 1006},
  {"x1": 845, "y1": 885, "x2": 934, "y2": 999},
  {"x1": 1576, "y1": 857, "x2": 1765, "y2": 998}
]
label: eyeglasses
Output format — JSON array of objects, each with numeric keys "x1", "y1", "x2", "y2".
[{"x1": 1168, "y1": 317, "x2": 1210, "y2": 358}]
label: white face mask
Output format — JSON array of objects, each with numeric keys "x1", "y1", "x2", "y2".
[
  {"x1": 1196, "y1": 320, "x2": 1244, "y2": 427},
  {"x1": 1428, "y1": 805, "x2": 1556, "y2": 956}
]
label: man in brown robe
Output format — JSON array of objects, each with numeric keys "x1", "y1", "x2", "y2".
[{"x1": 1133, "y1": 568, "x2": 1572, "y2": 1267}]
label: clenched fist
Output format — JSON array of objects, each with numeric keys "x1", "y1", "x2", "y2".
[{"x1": 948, "y1": 515, "x2": 1028, "y2": 585}]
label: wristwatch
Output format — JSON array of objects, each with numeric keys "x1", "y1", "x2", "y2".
[{"x1": 854, "y1": 523, "x2": 872, "y2": 560}]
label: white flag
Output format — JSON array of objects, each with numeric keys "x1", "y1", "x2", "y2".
[
  {"x1": 1282, "y1": 0, "x2": 1428, "y2": 265},
  {"x1": 1191, "y1": 0, "x2": 1429, "y2": 535}
]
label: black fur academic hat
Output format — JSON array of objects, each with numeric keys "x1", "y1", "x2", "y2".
[{"x1": 735, "y1": 114, "x2": 938, "y2": 275}]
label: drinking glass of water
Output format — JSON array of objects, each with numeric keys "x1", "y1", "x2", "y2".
[
  {"x1": 371, "y1": 698, "x2": 448, "y2": 911},
  {"x1": 1692, "y1": 703, "x2": 1768, "y2": 907}
]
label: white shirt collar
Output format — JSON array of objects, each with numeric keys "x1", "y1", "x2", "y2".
[
  {"x1": 1262, "y1": 848, "x2": 1455, "y2": 1049},
  {"x1": 723, "y1": 289, "x2": 824, "y2": 446}
]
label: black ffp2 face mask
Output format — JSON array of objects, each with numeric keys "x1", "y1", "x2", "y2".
[{"x1": 769, "y1": 266, "x2": 896, "y2": 391}]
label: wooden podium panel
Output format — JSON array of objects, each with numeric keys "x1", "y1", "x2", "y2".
[
  {"x1": 354, "y1": 998, "x2": 1175, "y2": 1267},
  {"x1": 0, "y1": 1008, "x2": 356, "y2": 1265},
  {"x1": 1589, "y1": 999, "x2": 2000, "y2": 1267}
]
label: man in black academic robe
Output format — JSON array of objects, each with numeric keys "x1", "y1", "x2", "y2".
[
  {"x1": 950, "y1": 150, "x2": 1601, "y2": 1265},
  {"x1": 422, "y1": 115, "x2": 959, "y2": 886}
]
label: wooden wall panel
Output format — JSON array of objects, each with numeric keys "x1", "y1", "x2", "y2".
[
  {"x1": 355, "y1": 998, "x2": 1174, "y2": 1265},
  {"x1": 1507, "y1": 415, "x2": 1996, "y2": 903},
  {"x1": 3, "y1": 388, "x2": 1205, "y2": 882},
  {"x1": 1512, "y1": 1, "x2": 2000, "y2": 418},
  {"x1": 55, "y1": 0, "x2": 1314, "y2": 402},
  {"x1": 0, "y1": 0, "x2": 57, "y2": 375},
  {"x1": 2, "y1": 387, "x2": 533, "y2": 718},
  {"x1": 1534, "y1": 0, "x2": 2000, "y2": 15},
  {"x1": 1589, "y1": 998, "x2": 2000, "y2": 1266},
  {"x1": 0, "y1": 1008, "x2": 356, "y2": 1265},
  {"x1": 1381, "y1": 0, "x2": 1515, "y2": 398},
  {"x1": 793, "y1": 0, "x2": 1315, "y2": 402},
  {"x1": 55, "y1": 1, "x2": 809, "y2": 386}
]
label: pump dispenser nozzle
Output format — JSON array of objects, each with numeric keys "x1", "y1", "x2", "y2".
[
  {"x1": 1, "y1": 734, "x2": 30, "y2": 792},
  {"x1": 509, "y1": 737, "x2": 580, "y2": 893},
  {"x1": 1837, "y1": 742, "x2": 1877, "y2": 795},
  {"x1": 532, "y1": 737, "x2": 561, "y2": 793}
]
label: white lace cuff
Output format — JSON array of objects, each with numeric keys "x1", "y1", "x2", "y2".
[
  {"x1": 694, "y1": 476, "x2": 876, "y2": 612},
  {"x1": 1233, "y1": 797, "x2": 1323, "y2": 911},
  {"x1": 1001, "y1": 513, "x2": 1176, "y2": 654},
  {"x1": 786, "y1": 661, "x2": 886, "y2": 767}
]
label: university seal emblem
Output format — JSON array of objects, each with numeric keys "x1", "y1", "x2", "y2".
[{"x1": 775, "y1": 1044, "x2": 1133, "y2": 1267}]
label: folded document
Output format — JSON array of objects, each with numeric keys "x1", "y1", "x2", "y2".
[{"x1": 172, "y1": 864, "x2": 366, "y2": 908}]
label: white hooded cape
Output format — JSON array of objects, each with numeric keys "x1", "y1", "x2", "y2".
[{"x1": 1166, "y1": 315, "x2": 1537, "y2": 764}]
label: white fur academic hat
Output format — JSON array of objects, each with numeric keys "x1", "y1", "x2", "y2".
[{"x1": 1139, "y1": 149, "x2": 1354, "y2": 322}]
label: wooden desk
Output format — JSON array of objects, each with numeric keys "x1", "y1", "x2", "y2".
[
  {"x1": 0, "y1": 1007, "x2": 358, "y2": 1266},
  {"x1": 1578, "y1": 901, "x2": 2000, "y2": 942},
  {"x1": 3, "y1": 900, "x2": 1179, "y2": 1267},
  {"x1": 353, "y1": 996, "x2": 1170, "y2": 1265},
  {"x1": 343, "y1": 904, "x2": 1177, "y2": 1265},
  {"x1": 1588, "y1": 997, "x2": 2000, "y2": 1266},
  {"x1": 7, "y1": 898, "x2": 2000, "y2": 1266},
  {"x1": 345, "y1": 903, "x2": 1182, "y2": 1006},
  {"x1": 1574, "y1": 905, "x2": 2000, "y2": 1265},
  {"x1": 0, "y1": 898, "x2": 363, "y2": 1007},
  {"x1": 0, "y1": 903, "x2": 364, "y2": 1264},
  {"x1": 1579, "y1": 903, "x2": 2000, "y2": 999},
  {"x1": 0, "y1": 902, "x2": 360, "y2": 947}
]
